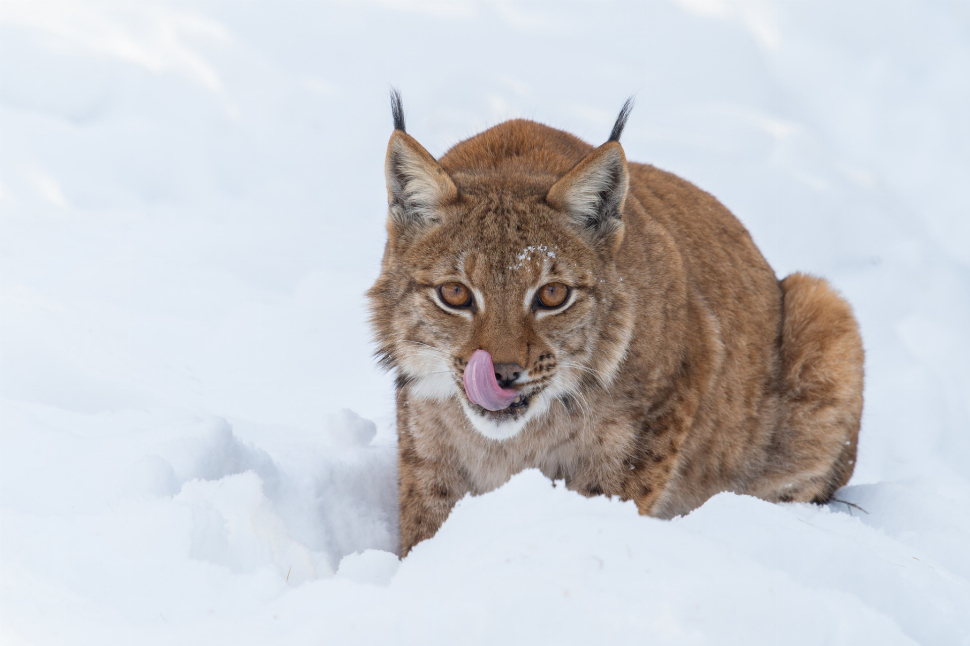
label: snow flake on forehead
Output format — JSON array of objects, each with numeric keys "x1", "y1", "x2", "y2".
[{"x1": 507, "y1": 244, "x2": 559, "y2": 271}]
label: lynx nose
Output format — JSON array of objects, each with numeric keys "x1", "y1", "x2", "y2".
[{"x1": 493, "y1": 363, "x2": 524, "y2": 389}]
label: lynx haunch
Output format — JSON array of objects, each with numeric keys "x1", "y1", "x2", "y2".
[{"x1": 368, "y1": 94, "x2": 864, "y2": 556}]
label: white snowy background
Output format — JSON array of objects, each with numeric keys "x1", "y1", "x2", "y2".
[{"x1": 1, "y1": 1, "x2": 968, "y2": 644}]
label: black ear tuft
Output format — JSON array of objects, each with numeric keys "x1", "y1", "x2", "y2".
[
  {"x1": 608, "y1": 97, "x2": 635, "y2": 143},
  {"x1": 390, "y1": 88, "x2": 406, "y2": 133}
]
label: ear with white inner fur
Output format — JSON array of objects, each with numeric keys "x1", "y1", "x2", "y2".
[
  {"x1": 546, "y1": 141, "x2": 630, "y2": 237},
  {"x1": 385, "y1": 131, "x2": 457, "y2": 232}
]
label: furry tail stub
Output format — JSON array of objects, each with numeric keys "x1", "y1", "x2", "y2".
[{"x1": 774, "y1": 273, "x2": 865, "y2": 502}]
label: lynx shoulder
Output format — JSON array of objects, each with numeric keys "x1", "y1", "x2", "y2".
[{"x1": 368, "y1": 94, "x2": 864, "y2": 556}]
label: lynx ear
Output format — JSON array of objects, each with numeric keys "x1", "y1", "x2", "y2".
[
  {"x1": 385, "y1": 130, "x2": 457, "y2": 232},
  {"x1": 546, "y1": 141, "x2": 629, "y2": 238}
]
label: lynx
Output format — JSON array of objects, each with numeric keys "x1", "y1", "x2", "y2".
[{"x1": 368, "y1": 93, "x2": 864, "y2": 556}]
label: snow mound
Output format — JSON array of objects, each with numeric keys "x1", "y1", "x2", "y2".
[{"x1": 372, "y1": 471, "x2": 961, "y2": 645}]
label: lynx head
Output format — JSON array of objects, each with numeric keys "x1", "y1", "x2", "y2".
[{"x1": 368, "y1": 93, "x2": 635, "y2": 440}]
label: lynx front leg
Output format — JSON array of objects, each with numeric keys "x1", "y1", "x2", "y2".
[{"x1": 396, "y1": 415, "x2": 468, "y2": 556}]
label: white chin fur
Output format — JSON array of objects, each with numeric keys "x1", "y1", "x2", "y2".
[
  {"x1": 460, "y1": 392, "x2": 552, "y2": 441},
  {"x1": 408, "y1": 372, "x2": 456, "y2": 402}
]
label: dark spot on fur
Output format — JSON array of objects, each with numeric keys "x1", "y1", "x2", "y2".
[
  {"x1": 400, "y1": 445, "x2": 420, "y2": 465},
  {"x1": 638, "y1": 416, "x2": 651, "y2": 434}
]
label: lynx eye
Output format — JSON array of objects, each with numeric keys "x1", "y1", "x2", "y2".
[
  {"x1": 438, "y1": 282, "x2": 473, "y2": 309},
  {"x1": 536, "y1": 282, "x2": 570, "y2": 309}
]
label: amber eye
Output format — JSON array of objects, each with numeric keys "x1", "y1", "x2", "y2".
[
  {"x1": 536, "y1": 283, "x2": 570, "y2": 309},
  {"x1": 438, "y1": 282, "x2": 472, "y2": 309}
]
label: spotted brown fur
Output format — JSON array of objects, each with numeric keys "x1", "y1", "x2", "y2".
[{"x1": 369, "y1": 104, "x2": 865, "y2": 556}]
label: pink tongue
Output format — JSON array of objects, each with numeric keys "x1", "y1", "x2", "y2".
[{"x1": 463, "y1": 350, "x2": 519, "y2": 411}]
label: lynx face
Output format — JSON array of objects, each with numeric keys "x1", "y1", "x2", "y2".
[{"x1": 369, "y1": 130, "x2": 635, "y2": 441}]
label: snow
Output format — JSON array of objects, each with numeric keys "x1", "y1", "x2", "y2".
[{"x1": 1, "y1": 1, "x2": 968, "y2": 644}]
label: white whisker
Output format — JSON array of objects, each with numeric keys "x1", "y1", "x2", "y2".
[
  {"x1": 560, "y1": 360, "x2": 617, "y2": 418},
  {"x1": 401, "y1": 339, "x2": 448, "y2": 356}
]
